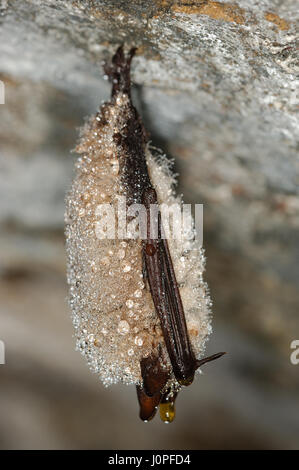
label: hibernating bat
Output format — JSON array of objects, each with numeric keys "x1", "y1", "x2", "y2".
[{"x1": 65, "y1": 46, "x2": 225, "y2": 423}]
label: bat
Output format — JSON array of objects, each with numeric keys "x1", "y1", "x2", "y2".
[{"x1": 66, "y1": 45, "x2": 225, "y2": 423}]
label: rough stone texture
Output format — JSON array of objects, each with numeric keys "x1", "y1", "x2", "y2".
[{"x1": 0, "y1": 0, "x2": 298, "y2": 449}]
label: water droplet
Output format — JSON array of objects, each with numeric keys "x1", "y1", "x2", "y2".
[
  {"x1": 160, "y1": 401, "x2": 175, "y2": 423},
  {"x1": 117, "y1": 320, "x2": 130, "y2": 335},
  {"x1": 134, "y1": 336, "x2": 143, "y2": 347},
  {"x1": 118, "y1": 249, "x2": 126, "y2": 259}
]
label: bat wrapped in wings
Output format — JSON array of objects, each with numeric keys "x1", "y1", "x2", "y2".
[{"x1": 65, "y1": 46, "x2": 225, "y2": 423}]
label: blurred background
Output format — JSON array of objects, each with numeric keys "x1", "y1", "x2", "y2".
[{"x1": 0, "y1": 0, "x2": 298, "y2": 449}]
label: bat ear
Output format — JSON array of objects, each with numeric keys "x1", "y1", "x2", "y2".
[
  {"x1": 104, "y1": 45, "x2": 137, "y2": 98},
  {"x1": 195, "y1": 352, "x2": 226, "y2": 370},
  {"x1": 136, "y1": 384, "x2": 160, "y2": 422}
]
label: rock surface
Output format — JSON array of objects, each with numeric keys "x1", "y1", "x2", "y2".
[{"x1": 0, "y1": 0, "x2": 298, "y2": 449}]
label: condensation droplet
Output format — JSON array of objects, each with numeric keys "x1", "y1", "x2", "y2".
[
  {"x1": 117, "y1": 320, "x2": 130, "y2": 335},
  {"x1": 111, "y1": 159, "x2": 119, "y2": 175},
  {"x1": 100, "y1": 257, "x2": 110, "y2": 266},
  {"x1": 88, "y1": 334, "x2": 95, "y2": 343},
  {"x1": 134, "y1": 336, "x2": 143, "y2": 347},
  {"x1": 118, "y1": 249, "x2": 126, "y2": 259}
]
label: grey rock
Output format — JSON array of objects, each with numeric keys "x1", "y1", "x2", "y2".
[{"x1": 0, "y1": 0, "x2": 298, "y2": 449}]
